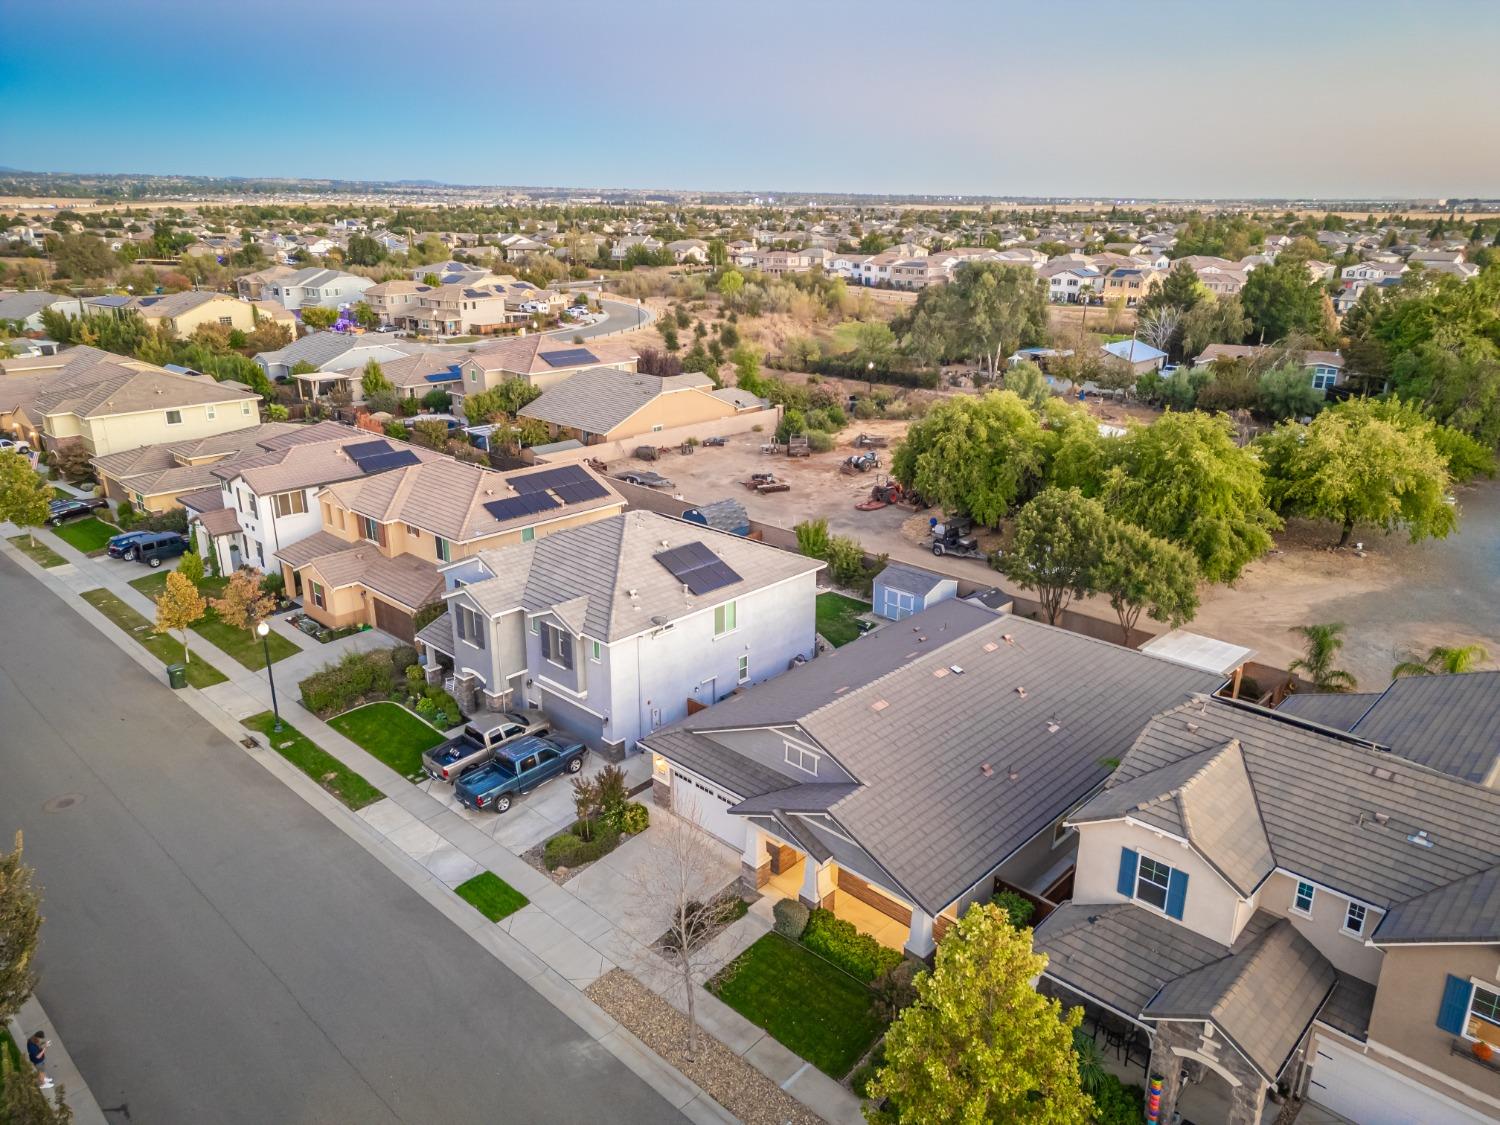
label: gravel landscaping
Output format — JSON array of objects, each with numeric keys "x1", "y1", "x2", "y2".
[{"x1": 585, "y1": 969, "x2": 825, "y2": 1125}]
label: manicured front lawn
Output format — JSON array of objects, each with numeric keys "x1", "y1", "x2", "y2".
[
  {"x1": 127, "y1": 573, "x2": 298, "y2": 669},
  {"x1": 7, "y1": 533, "x2": 67, "y2": 568},
  {"x1": 454, "y1": 872, "x2": 529, "y2": 921},
  {"x1": 50, "y1": 515, "x2": 119, "y2": 554},
  {"x1": 129, "y1": 571, "x2": 227, "y2": 600},
  {"x1": 816, "y1": 592, "x2": 871, "y2": 648},
  {"x1": 329, "y1": 700, "x2": 445, "y2": 779},
  {"x1": 709, "y1": 933, "x2": 886, "y2": 1078},
  {"x1": 80, "y1": 588, "x2": 228, "y2": 687},
  {"x1": 243, "y1": 711, "x2": 382, "y2": 810}
]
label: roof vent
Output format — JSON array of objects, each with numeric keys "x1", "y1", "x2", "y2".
[
  {"x1": 983, "y1": 642, "x2": 999, "y2": 653},
  {"x1": 1046, "y1": 720, "x2": 1060, "y2": 734},
  {"x1": 1186, "y1": 722, "x2": 1199, "y2": 734},
  {"x1": 1371, "y1": 766, "x2": 1394, "y2": 781},
  {"x1": 834, "y1": 686, "x2": 848, "y2": 694},
  {"x1": 1407, "y1": 830, "x2": 1435, "y2": 848},
  {"x1": 870, "y1": 699, "x2": 889, "y2": 713},
  {"x1": 949, "y1": 665, "x2": 964, "y2": 675},
  {"x1": 1373, "y1": 811, "x2": 1390, "y2": 825},
  {"x1": 980, "y1": 763, "x2": 994, "y2": 778},
  {"x1": 1002, "y1": 633, "x2": 1015, "y2": 645},
  {"x1": 628, "y1": 588, "x2": 638, "y2": 598},
  {"x1": 933, "y1": 667, "x2": 949, "y2": 678},
  {"x1": 1015, "y1": 686, "x2": 1027, "y2": 698},
  {"x1": 1008, "y1": 765, "x2": 1020, "y2": 782}
]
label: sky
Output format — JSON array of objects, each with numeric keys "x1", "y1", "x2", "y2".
[{"x1": 3, "y1": 0, "x2": 1498, "y2": 199}]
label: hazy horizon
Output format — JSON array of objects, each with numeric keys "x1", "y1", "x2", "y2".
[{"x1": 4, "y1": 0, "x2": 1498, "y2": 199}]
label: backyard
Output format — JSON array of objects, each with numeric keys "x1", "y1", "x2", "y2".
[
  {"x1": 129, "y1": 571, "x2": 300, "y2": 669},
  {"x1": 328, "y1": 700, "x2": 446, "y2": 780},
  {"x1": 81, "y1": 587, "x2": 227, "y2": 687},
  {"x1": 708, "y1": 933, "x2": 886, "y2": 1078},
  {"x1": 243, "y1": 711, "x2": 382, "y2": 810},
  {"x1": 50, "y1": 515, "x2": 118, "y2": 554},
  {"x1": 816, "y1": 592, "x2": 871, "y2": 647}
]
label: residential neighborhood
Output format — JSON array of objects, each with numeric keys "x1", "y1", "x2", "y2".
[{"x1": 1, "y1": 6, "x2": 1497, "y2": 1125}]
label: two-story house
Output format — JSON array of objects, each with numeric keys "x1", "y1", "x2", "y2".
[
  {"x1": 1039, "y1": 260, "x2": 1102, "y2": 304},
  {"x1": 641, "y1": 603, "x2": 1220, "y2": 959},
  {"x1": 1033, "y1": 685, "x2": 1500, "y2": 1125},
  {"x1": 262, "y1": 267, "x2": 375, "y2": 312},
  {"x1": 1102, "y1": 266, "x2": 1164, "y2": 306},
  {"x1": 92, "y1": 420, "x2": 306, "y2": 512},
  {"x1": 449, "y1": 335, "x2": 638, "y2": 416},
  {"x1": 424, "y1": 507, "x2": 823, "y2": 759},
  {"x1": 277, "y1": 458, "x2": 623, "y2": 642}
]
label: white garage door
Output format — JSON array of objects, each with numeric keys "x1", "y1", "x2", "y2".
[
  {"x1": 671, "y1": 771, "x2": 743, "y2": 846},
  {"x1": 1307, "y1": 1039, "x2": 1493, "y2": 1125}
]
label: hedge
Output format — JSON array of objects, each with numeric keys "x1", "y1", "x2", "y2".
[
  {"x1": 300, "y1": 645, "x2": 417, "y2": 717},
  {"x1": 802, "y1": 908, "x2": 903, "y2": 982}
]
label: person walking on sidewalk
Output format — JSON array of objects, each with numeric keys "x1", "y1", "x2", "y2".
[{"x1": 27, "y1": 1030, "x2": 53, "y2": 1089}]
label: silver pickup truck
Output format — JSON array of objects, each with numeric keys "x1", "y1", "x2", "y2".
[{"x1": 421, "y1": 709, "x2": 549, "y2": 782}]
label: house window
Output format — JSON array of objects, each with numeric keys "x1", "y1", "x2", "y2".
[
  {"x1": 218, "y1": 316, "x2": 233, "y2": 326},
  {"x1": 542, "y1": 622, "x2": 573, "y2": 670},
  {"x1": 469, "y1": 368, "x2": 479, "y2": 383},
  {"x1": 310, "y1": 581, "x2": 325, "y2": 609},
  {"x1": 1135, "y1": 856, "x2": 1173, "y2": 912},
  {"x1": 405, "y1": 525, "x2": 420, "y2": 536},
  {"x1": 784, "y1": 742, "x2": 819, "y2": 775},
  {"x1": 521, "y1": 527, "x2": 534, "y2": 543},
  {"x1": 737, "y1": 654, "x2": 749, "y2": 683},
  {"x1": 273, "y1": 491, "x2": 307, "y2": 518},
  {"x1": 206, "y1": 404, "x2": 216, "y2": 421},
  {"x1": 435, "y1": 536, "x2": 451, "y2": 563},
  {"x1": 241, "y1": 401, "x2": 252, "y2": 415},
  {"x1": 1468, "y1": 984, "x2": 1500, "y2": 1046},
  {"x1": 165, "y1": 409, "x2": 183, "y2": 425},
  {"x1": 590, "y1": 639, "x2": 602, "y2": 662},
  {"x1": 454, "y1": 605, "x2": 485, "y2": 650},
  {"x1": 529, "y1": 618, "x2": 540, "y2": 635},
  {"x1": 713, "y1": 600, "x2": 737, "y2": 637},
  {"x1": 1342, "y1": 901, "x2": 1368, "y2": 937},
  {"x1": 1293, "y1": 881, "x2": 1316, "y2": 916},
  {"x1": 358, "y1": 515, "x2": 385, "y2": 545},
  {"x1": 255, "y1": 542, "x2": 264, "y2": 566}
]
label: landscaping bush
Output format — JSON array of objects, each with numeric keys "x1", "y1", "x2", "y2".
[
  {"x1": 773, "y1": 897, "x2": 811, "y2": 940},
  {"x1": 136, "y1": 508, "x2": 189, "y2": 533},
  {"x1": 387, "y1": 644, "x2": 418, "y2": 673},
  {"x1": 1090, "y1": 1073, "x2": 1145, "y2": 1125},
  {"x1": 991, "y1": 889, "x2": 1036, "y2": 929},
  {"x1": 619, "y1": 802, "x2": 650, "y2": 834},
  {"x1": 806, "y1": 430, "x2": 835, "y2": 453},
  {"x1": 299, "y1": 645, "x2": 414, "y2": 716},
  {"x1": 850, "y1": 1040, "x2": 886, "y2": 1100},
  {"x1": 802, "y1": 909, "x2": 904, "y2": 983},
  {"x1": 543, "y1": 825, "x2": 621, "y2": 870},
  {"x1": 873, "y1": 958, "x2": 921, "y2": 1019}
]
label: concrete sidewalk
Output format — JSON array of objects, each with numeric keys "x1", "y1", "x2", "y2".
[
  {"x1": 7, "y1": 996, "x2": 108, "y2": 1125},
  {"x1": 1, "y1": 527, "x2": 865, "y2": 1125}
]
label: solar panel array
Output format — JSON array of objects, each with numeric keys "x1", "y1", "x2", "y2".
[
  {"x1": 513, "y1": 464, "x2": 606, "y2": 499},
  {"x1": 654, "y1": 541, "x2": 742, "y2": 596},
  {"x1": 482, "y1": 492, "x2": 559, "y2": 523},
  {"x1": 345, "y1": 439, "x2": 393, "y2": 462},
  {"x1": 554, "y1": 479, "x2": 609, "y2": 504},
  {"x1": 538, "y1": 347, "x2": 599, "y2": 368},
  {"x1": 357, "y1": 450, "x2": 421, "y2": 474}
]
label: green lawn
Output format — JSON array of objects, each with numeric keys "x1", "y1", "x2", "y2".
[
  {"x1": 126, "y1": 573, "x2": 298, "y2": 670},
  {"x1": 50, "y1": 515, "x2": 119, "y2": 554},
  {"x1": 329, "y1": 701, "x2": 445, "y2": 779},
  {"x1": 8, "y1": 534, "x2": 67, "y2": 568},
  {"x1": 51, "y1": 487, "x2": 73, "y2": 501},
  {"x1": 80, "y1": 588, "x2": 228, "y2": 687},
  {"x1": 816, "y1": 592, "x2": 871, "y2": 648},
  {"x1": 709, "y1": 934, "x2": 886, "y2": 1078},
  {"x1": 454, "y1": 872, "x2": 529, "y2": 921},
  {"x1": 243, "y1": 711, "x2": 382, "y2": 810}
]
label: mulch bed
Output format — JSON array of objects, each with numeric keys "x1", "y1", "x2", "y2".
[{"x1": 586, "y1": 968, "x2": 826, "y2": 1125}]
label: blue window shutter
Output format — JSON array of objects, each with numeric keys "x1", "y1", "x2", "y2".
[
  {"x1": 1437, "y1": 975, "x2": 1474, "y2": 1036},
  {"x1": 1166, "y1": 869, "x2": 1190, "y2": 920},
  {"x1": 1116, "y1": 848, "x2": 1138, "y2": 897}
]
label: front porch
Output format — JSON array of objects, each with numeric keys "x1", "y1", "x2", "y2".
[{"x1": 764, "y1": 856, "x2": 910, "y2": 952}]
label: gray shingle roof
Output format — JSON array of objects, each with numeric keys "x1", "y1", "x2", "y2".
[
  {"x1": 1141, "y1": 918, "x2": 1337, "y2": 1081},
  {"x1": 729, "y1": 784, "x2": 860, "y2": 815},
  {"x1": 643, "y1": 730, "x2": 790, "y2": 798},
  {"x1": 875, "y1": 561, "x2": 950, "y2": 597},
  {"x1": 1375, "y1": 864, "x2": 1500, "y2": 944},
  {"x1": 1275, "y1": 692, "x2": 1381, "y2": 730},
  {"x1": 518, "y1": 368, "x2": 716, "y2": 435},
  {"x1": 1319, "y1": 974, "x2": 1376, "y2": 1042},
  {"x1": 1346, "y1": 672, "x2": 1500, "y2": 785}
]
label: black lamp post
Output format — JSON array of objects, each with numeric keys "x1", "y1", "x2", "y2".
[{"x1": 256, "y1": 620, "x2": 282, "y2": 732}]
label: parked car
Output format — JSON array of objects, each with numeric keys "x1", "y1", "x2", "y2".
[
  {"x1": 0, "y1": 439, "x2": 33, "y2": 456},
  {"x1": 614, "y1": 470, "x2": 673, "y2": 489},
  {"x1": 131, "y1": 531, "x2": 190, "y2": 568},
  {"x1": 421, "y1": 709, "x2": 549, "y2": 782},
  {"x1": 45, "y1": 497, "x2": 110, "y2": 525},
  {"x1": 453, "y1": 734, "x2": 588, "y2": 813},
  {"x1": 106, "y1": 530, "x2": 156, "y2": 559}
]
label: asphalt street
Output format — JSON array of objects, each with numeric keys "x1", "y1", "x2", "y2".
[
  {"x1": 550, "y1": 298, "x2": 649, "y2": 340},
  {"x1": 0, "y1": 553, "x2": 681, "y2": 1124}
]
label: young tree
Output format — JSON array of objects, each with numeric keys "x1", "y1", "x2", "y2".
[
  {"x1": 352, "y1": 301, "x2": 380, "y2": 330},
  {"x1": 1288, "y1": 623, "x2": 1358, "y2": 692},
  {"x1": 868, "y1": 902, "x2": 1093, "y2": 1124},
  {"x1": 0, "y1": 832, "x2": 42, "y2": 1025},
  {"x1": 154, "y1": 570, "x2": 206, "y2": 664},
  {"x1": 1392, "y1": 644, "x2": 1490, "y2": 678},
  {"x1": 176, "y1": 550, "x2": 206, "y2": 589},
  {"x1": 994, "y1": 488, "x2": 1108, "y2": 625},
  {"x1": 1256, "y1": 363, "x2": 1324, "y2": 421},
  {"x1": 1257, "y1": 399, "x2": 1456, "y2": 547},
  {"x1": 1095, "y1": 521, "x2": 1201, "y2": 644},
  {"x1": 0, "y1": 452, "x2": 52, "y2": 547},
  {"x1": 717, "y1": 269, "x2": 745, "y2": 304},
  {"x1": 847, "y1": 319, "x2": 897, "y2": 377},
  {"x1": 1001, "y1": 360, "x2": 1049, "y2": 412},
  {"x1": 299, "y1": 306, "x2": 337, "y2": 331},
  {"x1": 211, "y1": 567, "x2": 275, "y2": 638},
  {"x1": 410, "y1": 418, "x2": 450, "y2": 450},
  {"x1": 360, "y1": 359, "x2": 393, "y2": 400}
]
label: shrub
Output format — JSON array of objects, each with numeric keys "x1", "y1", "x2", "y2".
[
  {"x1": 595, "y1": 763, "x2": 630, "y2": 830},
  {"x1": 415, "y1": 695, "x2": 438, "y2": 719},
  {"x1": 299, "y1": 648, "x2": 401, "y2": 715},
  {"x1": 115, "y1": 499, "x2": 138, "y2": 529},
  {"x1": 806, "y1": 430, "x2": 835, "y2": 453},
  {"x1": 991, "y1": 889, "x2": 1036, "y2": 929},
  {"x1": 873, "y1": 958, "x2": 921, "y2": 1019},
  {"x1": 387, "y1": 644, "x2": 418, "y2": 674},
  {"x1": 850, "y1": 1040, "x2": 887, "y2": 1099},
  {"x1": 619, "y1": 802, "x2": 650, "y2": 834},
  {"x1": 405, "y1": 663, "x2": 425, "y2": 689},
  {"x1": 773, "y1": 897, "x2": 811, "y2": 940},
  {"x1": 1090, "y1": 1073, "x2": 1145, "y2": 1125},
  {"x1": 543, "y1": 825, "x2": 621, "y2": 870},
  {"x1": 260, "y1": 571, "x2": 285, "y2": 596},
  {"x1": 826, "y1": 535, "x2": 868, "y2": 588},
  {"x1": 802, "y1": 909, "x2": 904, "y2": 982}
]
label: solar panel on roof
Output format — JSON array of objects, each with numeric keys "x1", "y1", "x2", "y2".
[
  {"x1": 513, "y1": 464, "x2": 594, "y2": 494},
  {"x1": 653, "y1": 540, "x2": 741, "y2": 595},
  {"x1": 344, "y1": 439, "x2": 394, "y2": 466},
  {"x1": 357, "y1": 450, "x2": 420, "y2": 474},
  {"x1": 553, "y1": 479, "x2": 609, "y2": 504},
  {"x1": 482, "y1": 492, "x2": 559, "y2": 523},
  {"x1": 538, "y1": 347, "x2": 600, "y2": 368}
]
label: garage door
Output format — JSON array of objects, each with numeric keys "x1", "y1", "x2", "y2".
[
  {"x1": 1306, "y1": 1039, "x2": 1493, "y2": 1125},
  {"x1": 671, "y1": 771, "x2": 743, "y2": 846},
  {"x1": 372, "y1": 598, "x2": 415, "y2": 642}
]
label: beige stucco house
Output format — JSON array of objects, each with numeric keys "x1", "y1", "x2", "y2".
[
  {"x1": 450, "y1": 335, "x2": 638, "y2": 415},
  {"x1": 518, "y1": 369, "x2": 744, "y2": 445},
  {"x1": 127, "y1": 291, "x2": 258, "y2": 338}
]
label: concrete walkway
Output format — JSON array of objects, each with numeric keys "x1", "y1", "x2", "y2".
[
  {"x1": 0, "y1": 525, "x2": 865, "y2": 1125},
  {"x1": 6, "y1": 995, "x2": 107, "y2": 1125}
]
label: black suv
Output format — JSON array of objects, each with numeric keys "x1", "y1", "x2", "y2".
[{"x1": 132, "y1": 532, "x2": 190, "y2": 568}]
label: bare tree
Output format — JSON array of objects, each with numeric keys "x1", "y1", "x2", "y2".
[
  {"x1": 1135, "y1": 306, "x2": 1183, "y2": 354},
  {"x1": 628, "y1": 803, "x2": 731, "y2": 1058}
]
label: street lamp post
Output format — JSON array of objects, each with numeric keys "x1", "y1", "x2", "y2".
[
  {"x1": 867, "y1": 360, "x2": 875, "y2": 394},
  {"x1": 256, "y1": 620, "x2": 282, "y2": 732}
]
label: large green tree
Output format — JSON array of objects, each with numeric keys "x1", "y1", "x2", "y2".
[
  {"x1": 0, "y1": 832, "x2": 41, "y2": 1025},
  {"x1": 0, "y1": 452, "x2": 52, "y2": 546},
  {"x1": 900, "y1": 262, "x2": 1047, "y2": 376},
  {"x1": 1104, "y1": 412, "x2": 1279, "y2": 582},
  {"x1": 867, "y1": 903, "x2": 1093, "y2": 1125},
  {"x1": 1257, "y1": 398, "x2": 1456, "y2": 547},
  {"x1": 1240, "y1": 257, "x2": 1327, "y2": 343},
  {"x1": 993, "y1": 487, "x2": 1108, "y2": 625},
  {"x1": 892, "y1": 391, "x2": 1052, "y2": 526},
  {"x1": 1095, "y1": 520, "x2": 1201, "y2": 643}
]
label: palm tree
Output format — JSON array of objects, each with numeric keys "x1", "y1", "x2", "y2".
[
  {"x1": 1392, "y1": 644, "x2": 1490, "y2": 678},
  {"x1": 1289, "y1": 623, "x2": 1359, "y2": 693}
]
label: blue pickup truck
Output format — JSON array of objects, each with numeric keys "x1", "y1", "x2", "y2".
[{"x1": 454, "y1": 734, "x2": 588, "y2": 813}]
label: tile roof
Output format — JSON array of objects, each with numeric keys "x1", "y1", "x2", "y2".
[
  {"x1": 465, "y1": 510, "x2": 820, "y2": 643},
  {"x1": 1344, "y1": 672, "x2": 1500, "y2": 785},
  {"x1": 518, "y1": 368, "x2": 717, "y2": 434},
  {"x1": 1375, "y1": 864, "x2": 1500, "y2": 944},
  {"x1": 130, "y1": 290, "x2": 234, "y2": 319},
  {"x1": 641, "y1": 729, "x2": 791, "y2": 799},
  {"x1": 460, "y1": 334, "x2": 637, "y2": 377},
  {"x1": 36, "y1": 363, "x2": 259, "y2": 419},
  {"x1": 1274, "y1": 691, "x2": 1382, "y2": 730},
  {"x1": 211, "y1": 431, "x2": 441, "y2": 495},
  {"x1": 414, "y1": 611, "x2": 454, "y2": 654},
  {"x1": 1319, "y1": 974, "x2": 1376, "y2": 1042},
  {"x1": 295, "y1": 540, "x2": 444, "y2": 611}
]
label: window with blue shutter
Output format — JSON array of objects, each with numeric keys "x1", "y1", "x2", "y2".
[
  {"x1": 1437, "y1": 974, "x2": 1475, "y2": 1036},
  {"x1": 1117, "y1": 848, "x2": 1139, "y2": 897},
  {"x1": 1165, "y1": 869, "x2": 1190, "y2": 920}
]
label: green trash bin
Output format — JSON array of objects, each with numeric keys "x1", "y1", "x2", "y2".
[{"x1": 166, "y1": 663, "x2": 188, "y2": 689}]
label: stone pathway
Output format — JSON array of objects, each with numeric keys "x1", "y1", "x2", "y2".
[{"x1": 0, "y1": 525, "x2": 865, "y2": 1125}]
